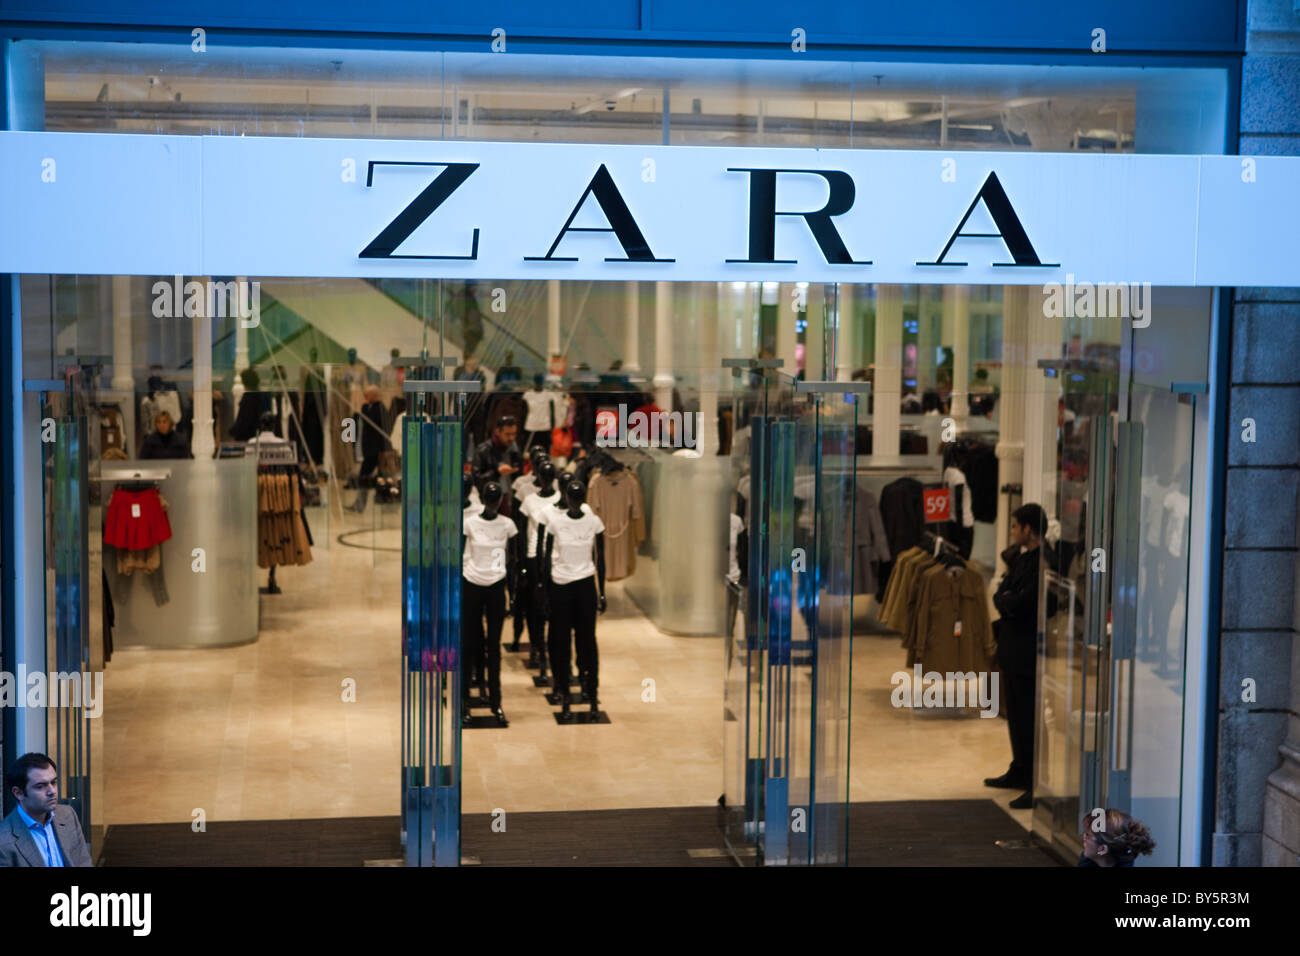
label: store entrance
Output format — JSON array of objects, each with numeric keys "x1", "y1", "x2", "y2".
[
  {"x1": 398, "y1": 330, "x2": 864, "y2": 866},
  {"x1": 19, "y1": 276, "x2": 1211, "y2": 867}
]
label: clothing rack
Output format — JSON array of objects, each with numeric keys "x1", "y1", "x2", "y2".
[{"x1": 920, "y1": 529, "x2": 962, "y2": 561}]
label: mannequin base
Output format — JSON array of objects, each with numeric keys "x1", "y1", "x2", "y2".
[
  {"x1": 554, "y1": 709, "x2": 609, "y2": 725},
  {"x1": 258, "y1": 584, "x2": 282, "y2": 595},
  {"x1": 463, "y1": 711, "x2": 509, "y2": 729},
  {"x1": 545, "y1": 688, "x2": 592, "y2": 706}
]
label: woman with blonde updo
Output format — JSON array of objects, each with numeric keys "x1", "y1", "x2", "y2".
[{"x1": 1078, "y1": 809, "x2": 1156, "y2": 867}]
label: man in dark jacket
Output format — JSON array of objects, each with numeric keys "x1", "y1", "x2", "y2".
[
  {"x1": 471, "y1": 415, "x2": 521, "y2": 515},
  {"x1": 985, "y1": 503, "x2": 1055, "y2": 809},
  {"x1": 349, "y1": 384, "x2": 390, "y2": 513}
]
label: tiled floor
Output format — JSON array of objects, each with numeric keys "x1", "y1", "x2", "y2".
[{"x1": 100, "y1": 505, "x2": 1031, "y2": 833}]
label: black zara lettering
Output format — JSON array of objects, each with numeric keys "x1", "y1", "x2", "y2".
[
  {"x1": 917, "y1": 171, "x2": 1058, "y2": 268},
  {"x1": 725, "y1": 168, "x2": 869, "y2": 265},
  {"x1": 360, "y1": 161, "x2": 480, "y2": 260},
  {"x1": 524, "y1": 164, "x2": 672, "y2": 262}
]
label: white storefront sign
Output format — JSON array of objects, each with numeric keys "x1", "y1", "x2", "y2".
[{"x1": 1, "y1": 132, "x2": 1297, "y2": 286}]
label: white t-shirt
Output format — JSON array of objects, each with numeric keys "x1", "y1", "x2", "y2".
[
  {"x1": 523, "y1": 389, "x2": 566, "y2": 432},
  {"x1": 462, "y1": 513, "x2": 517, "y2": 586},
  {"x1": 727, "y1": 513, "x2": 744, "y2": 585},
  {"x1": 943, "y1": 466, "x2": 975, "y2": 528},
  {"x1": 546, "y1": 509, "x2": 605, "y2": 585},
  {"x1": 520, "y1": 489, "x2": 561, "y2": 558}
]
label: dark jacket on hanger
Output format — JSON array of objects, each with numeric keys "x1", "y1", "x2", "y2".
[
  {"x1": 879, "y1": 477, "x2": 925, "y2": 558},
  {"x1": 963, "y1": 441, "x2": 999, "y2": 523},
  {"x1": 992, "y1": 542, "x2": 1057, "y2": 674}
]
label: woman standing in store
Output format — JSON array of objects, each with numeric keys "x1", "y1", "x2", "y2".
[{"x1": 139, "y1": 411, "x2": 190, "y2": 460}]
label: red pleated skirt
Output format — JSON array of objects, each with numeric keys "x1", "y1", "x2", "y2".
[{"x1": 104, "y1": 488, "x2": 172, "y2": 550}]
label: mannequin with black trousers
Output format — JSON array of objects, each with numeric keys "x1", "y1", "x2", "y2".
[
  {"x1": 541, "y1": 479, "x2": 606, "y2": 722},
  {"x1": 519, "y1": 457, "x2": 561, "y2": 678},
  {"x1": 461, "y1": 481, "x2": 517, "y2": 727}
]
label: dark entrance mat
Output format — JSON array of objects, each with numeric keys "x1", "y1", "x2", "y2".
[{"x1": 96, "y1": 800, "x2": 1060, "y2": 867}]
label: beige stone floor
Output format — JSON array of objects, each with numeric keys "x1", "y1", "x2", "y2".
[{"x1": 100, "y1": 505, "x2": 1030, "y2": 831}]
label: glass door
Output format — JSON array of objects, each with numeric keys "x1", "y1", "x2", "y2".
[
  {"x1": 1034, "y1": 303, "x2": 1202, "y2": 866},
  {"x1": 400, "y1": 373, "x2": 476, "y2": 867},
  {"x1": 35, "y1": 363, "x2": 101, "y2": 851},
  {"x1": 721, "y1": 358, "x2": 862, "y2": 866}
]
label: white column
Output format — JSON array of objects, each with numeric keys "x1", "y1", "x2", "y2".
[
  {"x1": 835, "y1": 284, "x2": 855, "y2": 382},
  {"x1": 946, "y1": 284, "x2": 971, "y2": 420},
  {"x1": 777, "y1": 283, "x2": 799, "y2": 375},
  {"x1": 1022, "y1": 284, "x2": 1062, "y2": 518},
  {"x1": 653, "y1": 280, "x2": 674, "y2": 410},
  {"x1": 622, "y1": 280, "x2": 640, "y2": 374},
  {"x1": 110, "y1": 276, "x2": 137, "y2": 452},
  {"x1": 873, "y1": 285, "x2": 903, "y2": 459},
  {"x1": 995, "y1": 285, "x2": 1028, "y2": 553},
  {"x1": 916, "y1": 285, "x2": 936, "y2": 394},
  {"x1": 696, "y1": 283, "x2": 720, "y2": 455},
  {"x1": 740, "y1": 283, "x2": 756, "y2": 356},
  {"x1": 547, "y1": 279, "x2": 562, "y2": 379},
  {"x1": 232, "y1": 274, "x2": 250, "y2": 405},
  {"x1": 805, "y1": 283, "x2": 826, "y2": 381},
  {"x1": 191, "y1": 280, "x2": 215, "y2": 459}
]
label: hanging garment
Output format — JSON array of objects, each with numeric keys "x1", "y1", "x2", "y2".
[
  {"x1": 587, "y1": 468, "x2": 645, "y2": 581},
  {"x1": 879, "y1": 477, "x2": 926, "y2": 559},
  {"x1": 105, "y1": 488, "x2": 172, "y2": 551},
  {"x1": 905, "y1": 561, "x2": 996, "y2": 673},
  {"x1": 962, "y1": 441, "x2": 999, "y2": 523},
  {"x1": 256, "y1": 467, "x2": 314, "y2": 568},
  {"x1": 852, "y1": 485, "x2": 891, "y2": 595},
  {"x1": 300, "y1": 378, "x2": 326, "y2": 465}
]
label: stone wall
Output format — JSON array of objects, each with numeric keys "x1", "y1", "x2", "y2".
[{"x1": 1216, "y1": 0, "x2": 1300, "y2": 868}]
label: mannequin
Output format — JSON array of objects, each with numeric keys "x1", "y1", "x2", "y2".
[
  {"x1": 299, "y1": 346, "x2": 326, "y2": 468},
  {"x1": 519, "y1": 458, "x2": 560, "y2": 675},
  {"x1": 542, "y1": 479, "x2": 606, "y2": 722},
  {"x1": 461, "y1": 481, "x2": 517, "y2": 727}
]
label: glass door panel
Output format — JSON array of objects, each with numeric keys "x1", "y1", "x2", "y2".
[{"x1": 400, "y1": 379, "x2": 468, "y2": 867}]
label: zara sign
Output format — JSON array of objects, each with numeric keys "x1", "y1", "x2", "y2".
[{"x1": 0, "y1": 132, "x2": 1297, "y2": 286}]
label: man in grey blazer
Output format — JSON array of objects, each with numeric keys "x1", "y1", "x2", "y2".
[{"x1": 1, "y1": 752, "x2": 93, "y2": 867}]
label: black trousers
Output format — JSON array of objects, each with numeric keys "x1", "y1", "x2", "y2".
[
  {"x1": 522, "y1": 559, "x2": 548, "y2": 652},
  {"x1": 462, "y1": 579, "x2": 506, "y2": 706},
  {"x1": 1000, "y1": 660, "x2": 1036, "y2": 786},
  {"x1": 548, "y1": 577, "x2": 598, "y2": 698},
  {"x1": 511, "y1": 551, "x2": 529, "y2": 642}
]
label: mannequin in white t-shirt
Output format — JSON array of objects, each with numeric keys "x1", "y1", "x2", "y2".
[
  {"x1": 461, "y1": 481, "x2": 517, "y2": 727},
  {"x1": 517, "y1": 456, "x2": 559, "y2": 678},
  {"x1": 542, "y1": 479, "x2": 606, "y2": 722}
]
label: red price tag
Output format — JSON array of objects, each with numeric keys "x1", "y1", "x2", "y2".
[{"x1": 923, "y1": 487, "x2": 951, "y2": 523}]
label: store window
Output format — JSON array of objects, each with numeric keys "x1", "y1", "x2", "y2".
[{"x1": 8, "y1": 40, "x2": 1228, "y2": 154}]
